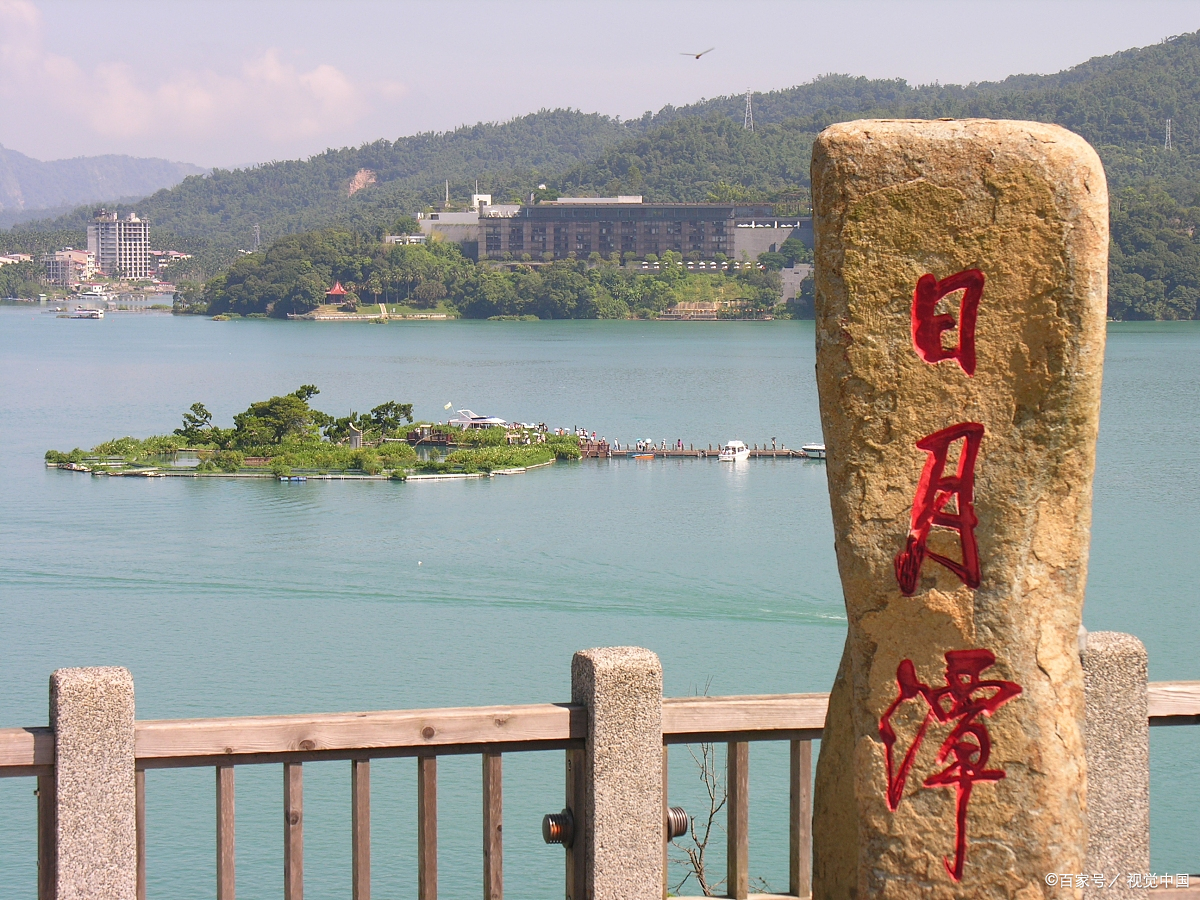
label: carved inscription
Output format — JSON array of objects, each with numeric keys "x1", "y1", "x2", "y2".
[
  {"x1": 911, "y1": 269, "x2": 984, "y2": 376},
  {"x1": 894, "y1": 422, "x2": 984, "y2": 595},
  {"x1": 879, "y1": 649, "x2": 1022, "y2": 882}
]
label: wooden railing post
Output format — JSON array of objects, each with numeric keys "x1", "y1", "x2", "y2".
[
  {"x1": 284, "y1": 762, "x2": 303, "y2": 900},
  {"x1": 482, "y1": 752, "x2": 502, "y2": 900},
  {"x1": 352, "y1": 760, "x2": 370, "y2": 900},
  {"x1": 136, "y1": 770, "x2": 146, "y2": 900},
  {"x1": 726, "y1": 741, "x2": 749, "y2": 900},
  {"x1": 217, "y1": 765, "x2": 235, "y2": 900},
  {"x1": 417, "y1": 755, "x2": 437, "y2": 900},
  {"x1": 37, "y1": 772, "x2": 56, "y2": 900},
  {"x1": 661, "y1": 747, "x2": 669, "y2": 900},
  {"x1": 789, "y1": 740, "x2": 812, "y2": 898},
  {"x1": 564, "y1": 748, "x2": 586, "y2": 900}
]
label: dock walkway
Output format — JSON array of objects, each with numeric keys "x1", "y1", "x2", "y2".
[{"x1": 582, "y1": 441, "x2": 820, "y2": 460}]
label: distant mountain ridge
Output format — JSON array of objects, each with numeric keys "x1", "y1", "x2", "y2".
[
  {"x1": 0, "y1": 145, "x2": 205, "y2": 217},
  {"x1": 9, "y1": 34, "x2": 1200, "y2": 256}
]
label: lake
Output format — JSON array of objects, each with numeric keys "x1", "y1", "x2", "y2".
[{"x1": 0, "y1": 308, "x2": 1196, "y2": 896}]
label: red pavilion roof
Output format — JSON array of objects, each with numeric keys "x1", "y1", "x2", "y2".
[{"x1": 326, "y1": 281, "x2": 348, "y2": 296}]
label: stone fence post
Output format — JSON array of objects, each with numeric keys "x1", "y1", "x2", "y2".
[
  {"x1": 1082, "y1": 631, "x2": 1150, "y2": 900},
  {"x1": 50, "y1": 666, "x2": 137, "y2": 900},
  {"x1": 571, "y1": 647, "x2": 663, "y2": 900}
]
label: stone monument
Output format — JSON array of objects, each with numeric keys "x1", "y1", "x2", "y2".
[{"x1": 810, "y1": 120, "x2": 1108, "y2": 898}]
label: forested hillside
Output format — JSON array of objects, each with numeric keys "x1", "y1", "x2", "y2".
[
  {"x1": 110, "y1": 111, "x2": 643, "y2": 248},
  {"x1": 9, "y1": 31, "x2": 1200, "y2": 318}
]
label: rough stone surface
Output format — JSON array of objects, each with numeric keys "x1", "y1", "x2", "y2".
[
  {"x1": 571, "y1": 647, "x2": 663, "y2": 900},
  {"x1": 1082, "y1": 632, "x2": 1149, "y2": 900},
  {"x1": 51, "y1": 666, "x2": 137, "y2": 900},
  {"x1": 811, "y1": 119, "x2": 1108, "y2": 899}
]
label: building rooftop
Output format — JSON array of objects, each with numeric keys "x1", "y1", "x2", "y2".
[{"x1": 548, "y1": 196, "x2": 643, "y2": 204}]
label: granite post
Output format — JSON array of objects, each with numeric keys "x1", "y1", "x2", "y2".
[
  {"x1": 571, "y1": 647, "x2": 663, "y2": 900},
  {"x1": 50, "y1": 666, "x2": 137, "y2": 900},
  {"x1": 1082, "y1": 632, "x2": 1149, "y2": 899},
  {"x1": 811, "y1": 120, "x2": 1108, "y2": 898}
]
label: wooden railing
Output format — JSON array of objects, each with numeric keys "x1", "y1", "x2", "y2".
[{"x1": 0, "y1": 682, "x2": 1197, "y2": 900}]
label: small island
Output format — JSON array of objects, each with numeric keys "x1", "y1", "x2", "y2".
[{"x1": 45, "y1": 386, "x2": 581, "y2": 480}]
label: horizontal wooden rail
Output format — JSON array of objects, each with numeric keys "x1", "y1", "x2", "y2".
[
  {"x1": 663, "y1": 693, "x2": 827, "y2": 743},
  {"x1": 135, "y1": 702, "x2": 585, "y2": 768},
  {"x1": 1148, "y1": 681, "x2": 1200, "y2": 725},
  {"x1": 0, "y1": 727, "x2": 52, "y2": 777},
  {"x1": 0, "y1": 683, "x2": 1195, "y2": 776}
]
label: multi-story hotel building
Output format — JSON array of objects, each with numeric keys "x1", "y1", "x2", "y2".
[
  {"x1": 477, "y1": 196, "x2": 807, "y2": 262},
  {"x1": 42, "y1": 248, "x2": 96, "y2": 286},
  {"x1": 87, "y1": 212, "x2": 150, "y2": 279}
]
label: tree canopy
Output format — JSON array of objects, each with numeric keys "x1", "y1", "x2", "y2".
[{"x1": 185, "y1": 230, "x2": 785, "y2": 320}]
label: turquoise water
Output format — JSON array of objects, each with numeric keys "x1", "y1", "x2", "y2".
[{"x1": 0, "y1": 309, "x2": 1195, "y2": 896}]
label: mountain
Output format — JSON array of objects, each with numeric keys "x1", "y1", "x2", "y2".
[
  {"x1": 9, "y1": 32, "x2": 1200, "y2": 319},
  {"x1": 15, "y1": 33, "x2": 1200, "y2": 243},
  {"x1": 118, "y1": 110, "x2": 645, "y2": 249},
  {"x1": 563, "y1": 33, "x2": 1200, "y2": 200},
  {"x1": 0, "y1": 146, "x2": 205, "y2": 222}
]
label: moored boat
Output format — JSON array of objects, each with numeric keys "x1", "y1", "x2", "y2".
[
  {"x1": 719, "y1": 440, "x2": 750, "y2": 462},
  {"x1": 68, "y1": 306, "x2": 104, "y2": 319},
  {"x1": 802, "y1": 443, "x2": 826, "y2": 459}
]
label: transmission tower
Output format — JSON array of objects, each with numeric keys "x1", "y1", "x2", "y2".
[
  {"x1": 252, "y1": 224, "x2": 261, "y2": 251},
  {"x1": 744, "y1": 88, "x2": 753, "y2": 132},
  {"x1": 1165, "y1": 118, "x2": 1173, "y2": 150}
]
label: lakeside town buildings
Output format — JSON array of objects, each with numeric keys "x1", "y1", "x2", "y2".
[
  {"x1": 42, "y1": 248, "x2": 96, "y2": 286},
  {"x1": 87, "y1": 211, "x2": 150, "y2": 279},
  {"x1": 418, "y1": 196, "x2": 811, "y2": 263}
]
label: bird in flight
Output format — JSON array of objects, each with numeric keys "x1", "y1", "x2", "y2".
[{"x1": 681, "y1": 47, "x2": 715, "y2": 59}]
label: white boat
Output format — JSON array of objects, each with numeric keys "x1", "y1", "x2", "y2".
[
  {"x1": 802, "y1": 443, "x2": 826, "y2": 459},
  {"x1": 719, "y1": 440, "x2": 750, "y2": 462},
  {"x1": 69, "y1": 306, "x2": 104, "y2": 319},
  {"x1": 447, "y1": 409, "x2": 507, "y2": 429},
  {"x1": 77, "y1": 286, "x2": 111, "y2": 305}
]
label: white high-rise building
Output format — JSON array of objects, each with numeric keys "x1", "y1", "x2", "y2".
[{"x1": 87, "y1": 211, "x2": 150, "y2": 279}]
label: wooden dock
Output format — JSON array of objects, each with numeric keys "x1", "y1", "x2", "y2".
[{"x1": 581, "y1": 441, "x2": 821, "y2": 460}]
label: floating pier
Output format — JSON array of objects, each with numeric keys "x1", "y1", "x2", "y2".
[{"x1": 580, "y1": 441, "x2": 824, "y2": 460}]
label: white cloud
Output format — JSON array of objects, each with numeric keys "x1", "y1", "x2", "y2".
[{"x1": 0, "y1": 0, "x2": 389, "y2": 162}]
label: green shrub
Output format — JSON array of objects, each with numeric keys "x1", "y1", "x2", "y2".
[
  {"x1": 546, "y1": 434, "x2": 582, "y2": 459},
  {"x1": 454, "y1": 426, "x2": 507, "y2": 447},
  {"x1": 45, "y1": 448, "x2": 86, "y2": 465},
  {"x1": 214, "y1": 449, "x2": 244, "y2": 472},
  {"x1": 378, "y1": 441, "x2": 417, "y2": 467},
  {"x1": 444, "y1": 445, "x2": 555, "y2": 472}
]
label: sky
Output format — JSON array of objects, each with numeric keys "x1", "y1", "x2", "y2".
[{"x1": 1, "y1": 0, "x2": 1198, "y2": 170}]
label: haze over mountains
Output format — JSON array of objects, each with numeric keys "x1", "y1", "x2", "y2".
[
  {"x1": 0, "y1": 146, "x2": 205, "y2": 228},
  {"x1": 8, "y1": 29, "x2": 1197, "y2": 251}
]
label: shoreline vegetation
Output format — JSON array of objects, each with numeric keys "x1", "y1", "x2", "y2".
[
  {"x1": 173, "y1": 228, "x2": 809, "y2": 321},
  {"x1": 44, "y1": 386, "x2": 582, "y2": 480}
]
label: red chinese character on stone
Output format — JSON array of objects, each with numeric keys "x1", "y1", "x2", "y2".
[
  {"x1": 894, "y1": 422, "x2": 984, "y2": 595},
  {"x1": 912, "y1": 269, "x2": 984, "y2": 376},
  {"x1": 879, "y1": 649, "x2": 1022, "y2": 882}
]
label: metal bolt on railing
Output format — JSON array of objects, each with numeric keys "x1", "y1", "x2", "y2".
[
  {"x1": 542, "y1": 808, "x2": 574, "y2": 847},
  {"x1": 666, "y1": 806, "x2": 689, "y2": 840},
  {"x1": 544, "y1": 805, "x2": 689, "y2": 847}
]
